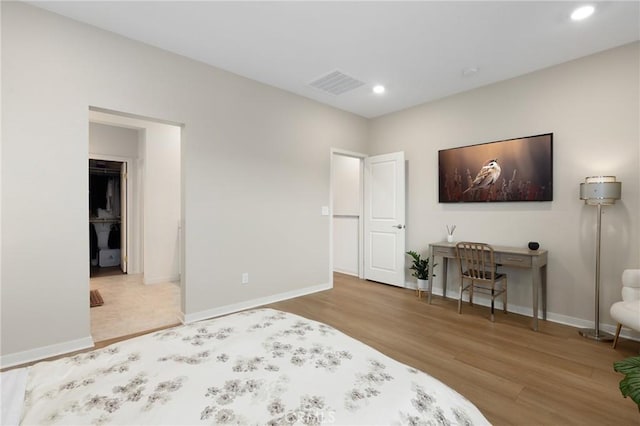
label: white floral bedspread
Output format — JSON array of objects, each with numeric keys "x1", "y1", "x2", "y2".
[{"x1": 19, "y1": 309, "x2": 489, "y2": 425}]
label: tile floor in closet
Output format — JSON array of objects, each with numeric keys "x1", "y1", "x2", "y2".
[{"x1": 89, "y1": 272, "x2": 181, "y2": 342}]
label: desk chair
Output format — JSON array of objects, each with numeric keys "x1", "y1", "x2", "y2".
[{"x1": 455, "y1": 242, "x2": 508, "y2": 321}]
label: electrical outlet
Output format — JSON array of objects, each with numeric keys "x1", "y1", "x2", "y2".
[{"x1": 242, "y1": 273, "x2": 249, "y2": 284}]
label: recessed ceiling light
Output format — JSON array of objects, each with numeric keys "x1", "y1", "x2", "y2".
[
  {"x1": 571, "y1": 5, "x2": 595, "y2": 21},
  {"x1": 373, "y1": 85, "x2": 385, "y2": 94}
]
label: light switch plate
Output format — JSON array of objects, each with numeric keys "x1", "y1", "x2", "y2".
[{"x1": 321, "y1": 206, "x2": 329, "y2": 216}]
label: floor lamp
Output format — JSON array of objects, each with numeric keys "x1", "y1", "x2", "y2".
[{"x1": 579, "y1": 176, "x2": 622, "y2": 341}]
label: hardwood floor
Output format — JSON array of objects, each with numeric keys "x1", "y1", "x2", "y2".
[
  {"x1": 267, "y1": 273, "x2": 640, "y2": 425},
  {"x1": 5, "y1": 272, "x2": 638, "y2": 424}
]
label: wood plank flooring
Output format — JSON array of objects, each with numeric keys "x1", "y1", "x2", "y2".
[
  {"x1": 5, "y1": 272, "x2": 639, "y2": 424},
  {"x1": 266, "y1": 273, "x2": 640, "y2": 425}
]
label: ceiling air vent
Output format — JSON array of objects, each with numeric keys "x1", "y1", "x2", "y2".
[{"x1": 309, "y1": 70, "x2": 365, "y2": 95}]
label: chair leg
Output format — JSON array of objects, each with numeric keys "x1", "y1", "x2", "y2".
[
  {"x1": 458, "y1": 280, "x2": 464, "y2": 314},
  {"x1": 490, "y1": 288, "x2": 495, "y2": 322},
  {"x1": 469, "y1": 281, "x2": 474, "y2": 306},
  {"x1": 612, "y1": 323, "x2": 622, "y2": 349}
]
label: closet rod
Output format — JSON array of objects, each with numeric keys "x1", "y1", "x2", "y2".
[{"x1": 90, "y1": 218, "x2": 121, "y2": 223}]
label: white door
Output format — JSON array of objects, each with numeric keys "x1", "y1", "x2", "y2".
[
  {"x1": 120, "y1": 162, "x2": 128, "y2": 273},
  {"x1": 364, "y1": 152, "x2": 405, "y2": 287}
]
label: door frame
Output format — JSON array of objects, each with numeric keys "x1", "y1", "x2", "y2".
[
  {"x1": 89, "y1": 153, "x2": 134, "y2": 274},
  {"x1": 329, "y1": 148, "x2": 367, "y2": 286}
]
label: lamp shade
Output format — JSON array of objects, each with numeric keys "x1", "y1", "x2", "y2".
[{"x1": 579, "y1": 176, "x2": 622, "y2": 205}]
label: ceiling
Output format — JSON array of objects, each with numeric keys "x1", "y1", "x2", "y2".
[{"x1": 28, "y1": 1, "x2": 640, "y2": 118}]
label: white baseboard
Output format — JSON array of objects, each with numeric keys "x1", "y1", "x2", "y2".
[
  {"x1": 1, "y1": 336, "x2": 94, "y2": 370},
  {"x1": 144, "y1": 275, "x2": 180, "y2": 285},
  {"x1": 0, "y1": 282, "x2": 327, "y2": 368},
  {"x1": 183, "y1": 282, "x2": 332, "y2": 324},
  {"x1": 423, "y1": 283, "x2": 640, "y2": 342}
]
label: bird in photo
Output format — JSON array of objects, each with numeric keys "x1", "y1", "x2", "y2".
[{"x1": 463, "y1": 159, "x2": 501, "y2": 194}]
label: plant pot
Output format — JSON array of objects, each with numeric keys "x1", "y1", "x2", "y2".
[{"x1": 417, "y1": 279, "x2": 429, "y2": 291}]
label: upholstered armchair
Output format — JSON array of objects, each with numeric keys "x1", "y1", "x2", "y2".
[{"x1": 610, "y1": 269, "x2": 640, "y2": 349}]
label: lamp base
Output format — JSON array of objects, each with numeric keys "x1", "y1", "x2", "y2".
[{"x1": 579, "y1": 328, "x2": 614, "y2": 342}]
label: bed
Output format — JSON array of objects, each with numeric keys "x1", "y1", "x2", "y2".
[{"x1": 2, "y1": 308, "x2": 489, "y2": 425}]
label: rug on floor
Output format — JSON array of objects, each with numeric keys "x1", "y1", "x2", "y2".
[{"x1": 90, "y1": 290, "x2": 104, "y2": 307}]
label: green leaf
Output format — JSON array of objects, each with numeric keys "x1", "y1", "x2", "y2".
[
  {"x1": 406, "y1": 251, "x2": 420, "y2": 262},
  {"x1": 614, "y1": 356, "x2": 640, "y2": 408},
  {"x1": 614, "y1": 356, "x2": 640, "y2": 375},
  {"x1": 405, "y1": 250, "x2": 437, "y2": 280},
  {"x1": 619, "y1": 371, "x2": 640, "y2": 406}
]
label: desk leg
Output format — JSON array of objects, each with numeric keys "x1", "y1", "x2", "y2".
[
  {"x1": 441, "y1": 257, "x2": 449, "y2": 300},
  {"x1": 541, "y1": 264, "x2": 547, "y2": 321},
  {"x1": 532, "y1": 257, "x2": 541, "y2": 331},
  {"x1": 428, "y1": 248, "x2": 435, "y2": 304}
]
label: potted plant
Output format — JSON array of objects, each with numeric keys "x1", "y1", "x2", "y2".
[
  {"x1": 614, "y1": 356, "x2": 640, "y2": 410},
  {"x1": 406, "y1": 250, "x2": 435, "y2": 293}
]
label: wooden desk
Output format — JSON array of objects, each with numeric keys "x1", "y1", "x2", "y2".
[{"x1": 427, "y1": 241, "x2": 548, "y2": 331}]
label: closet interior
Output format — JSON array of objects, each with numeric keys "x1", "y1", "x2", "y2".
[{"x1": 89, "y1": 159, "x2": 124, "y2": 276}]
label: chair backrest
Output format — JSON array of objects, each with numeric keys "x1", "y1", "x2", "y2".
[
  {"x1": 455, "y1": 242, "x2": 498, "y2": 282},
  {"x1": 621, "y1": 269, "x2": 640, "y2": 301}
]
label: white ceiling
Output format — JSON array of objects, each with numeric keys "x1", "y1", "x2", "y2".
[{"x1": 29, "y1": 1, "x2": 640, "y2": 118}]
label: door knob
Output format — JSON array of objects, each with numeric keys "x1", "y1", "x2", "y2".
[{"x1": 393, "y1": 224, "x2": 405, "y2": 229}]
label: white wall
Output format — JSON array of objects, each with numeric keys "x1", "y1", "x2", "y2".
[
  {"x1": 142, "y1": 122, "x2": 181, "y2": 284},
  {"x1": 1, "y1": 2, "x2": 368, "y2": 364},
  {"x1": 332, "y1": 155, "x2": 361, "y2": 216},
  {"x1": 369, "y1": 42, "x2": 640, "y2": 329},
  {"x1": 89, "y1": 122, "x2": 139, "y2": 158},
  {"x1": 333, "y1": 217, "x2": 359, "y2": 276},
  {"x1": 332, "y1": 155, "x2": 361, "y2": 275}
]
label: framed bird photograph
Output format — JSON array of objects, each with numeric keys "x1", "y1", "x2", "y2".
[{"x1": 438, "y1": 133, "x2": 553, "y2": 202}]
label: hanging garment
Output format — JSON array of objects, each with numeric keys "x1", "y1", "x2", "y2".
[
  {"x1": 90, "y1": 223, "x2": 98, "y2": 260},
  {"x1": 108, "y1": 223, "x2": 120, "y2": 249},
  {"x1": 113, "y1": 178, "x2": 121, "y2": 218},
  {"x1": 90, "y1": 174, "x2": 108, "y2": 215},
  {"x1": 106, "y1": 178, "x2": 115, "y2": 212}
]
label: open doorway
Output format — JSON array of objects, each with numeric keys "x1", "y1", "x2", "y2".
[
  {"x1": 88, "y1": 108, "x2": 183, "y2": 343},
  {"x1": 331, "y1": 149, "x2": 407, "y2": 288},
  {"x1": 331, "y1": 150, "x2": 365, "y2": 279}
]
